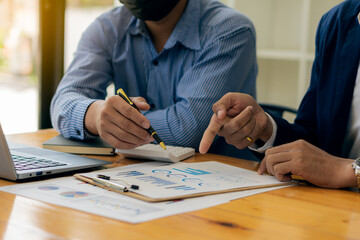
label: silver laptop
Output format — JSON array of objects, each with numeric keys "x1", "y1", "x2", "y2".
[{"x1": 0, "y1": 122, "x2": 112, "y2": 181}]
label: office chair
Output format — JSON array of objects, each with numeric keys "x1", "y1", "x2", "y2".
[{"x1": 259, "y1": 103, "x2": 297, "y2": 118}]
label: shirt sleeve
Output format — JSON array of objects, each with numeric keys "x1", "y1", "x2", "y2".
[
  {"x1": 249, "y1": 113, "x2": 277, "y2": 153},
  {"x1": 50, "y1": 16, "x2": 116, "y2": 140},
  {"x1": 143, "y1": 28, "x2": 257, "y2": 149}
]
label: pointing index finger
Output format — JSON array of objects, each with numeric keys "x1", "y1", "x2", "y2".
[{"x1": 199, "y1": 114, "x2": 224, "y2": 154}]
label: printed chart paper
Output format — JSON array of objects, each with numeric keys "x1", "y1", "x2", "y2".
[
  {"x1": 81, "y1": 161, "x2": 288, "y2": 199},
  {"x1": 0, "y1": 162, "x2": 294, "y2": 223}
]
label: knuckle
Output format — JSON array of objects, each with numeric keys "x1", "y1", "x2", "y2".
[
  {"x1": 295, "y1": 139, "x2": 306, "y2": 147},
  {"x1": 212, "y1": 104, "x2": 218, "y2": 112},
  {"x1": 298, "y1": 139, "x2": 306, "y2": 144},
  {"x1": 132, "y1": 97, "x2": 144, "y2": 107},
  {"x1": 139, "y1": 129, "x2": 150, "y2": 139},
  {"x1": 121, "y1": 118, "x2": 133, "y2": 131},
  {"x1": 136, "y1": 97, "x2": 146, "y2": 103},
  {"x1": 294, "y1": 151, "x2": 305, "y2": 161},
  {"x1": 244, "y1": 107, "x2": 253, "y2": 117},
  {"x1": 227, "y1": 121, "x2": 239, "y2": 131},
  {"x1": 274, "y1": 165, "x2": 284, "y2": 175},
  {"x1": 292, "y1": 159, "x2": 305, "y2": 173},
  {"x1": 115, "y1": 129, "x2": 127, "y2": 140},
  {"x1": 100, "y1": 109, "x2": 110, "y2": 119},
  {"x1": 99, "y1": 119, "x2": 107, "y2": 130},
  {"x1": 212, "y1": 103, "x2": 223, "y2": 113},
  {"x1": 224, "y1": 137, "x2": 233, "y2": 145},
  {"x1": 224, "y1": 92, "x2": 233, "y2": 98},
  {"x1": 266, "y1": 155, "x2": 275, "y2": 165},
  {"x1": 207, "y1": 128, "x2": 219, "y2": 137},
  {"x1": 291, "y1": 168, "x2": 301, "y2": 177},
  {"x1": 264, "y1": 149, "x2": 272, "y2": 156},
  {"x1": 123, "y1": 105, "x2": 134, "y2": 116},
  {"x1": 107, "y1": 95, "x2": 117, "y2": 105},
  {"x1": 241, "y1": 124, "x2": 252, "y2": 136},
  {"x1": 213, "y1": 116, "x2": 223, "y2": 125},
  {"x1": 266, "y1": 164, "x2": 274, "y2": 176},
  {"x1": 273, "y1": 168, "x2": 284, "y2": 180},
  {"x1": 296, "y1": 161, "x2": 305, "y2": 172}
]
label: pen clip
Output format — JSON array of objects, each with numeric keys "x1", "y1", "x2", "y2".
[{"x1": 117, "y1": 88, "x2": 136, "y2": 108}]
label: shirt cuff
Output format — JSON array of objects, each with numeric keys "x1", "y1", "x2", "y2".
[
  {"x1": 248, "y1": 113, "x2": 277, "y2": 153},
  {"x1": 72, "y1": 99, "x2": 98, "y2": 140}
]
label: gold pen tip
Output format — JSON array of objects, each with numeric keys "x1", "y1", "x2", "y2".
[{"x1": 160, "y1": 142, "x2": 166, "y2": 150}]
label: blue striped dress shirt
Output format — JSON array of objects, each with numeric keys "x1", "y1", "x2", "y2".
[{"x1": 50, "y1": 0, "x2": 257, "y2": 154}]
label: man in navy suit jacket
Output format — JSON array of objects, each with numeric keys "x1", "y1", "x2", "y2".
[{"x1": 199, "y1": 0, "x2": 360, "y2": 189}]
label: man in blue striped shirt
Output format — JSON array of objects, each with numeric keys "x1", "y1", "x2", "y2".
[{"x1": 50, "y1": 0, "x2": 258, "y2": 159}]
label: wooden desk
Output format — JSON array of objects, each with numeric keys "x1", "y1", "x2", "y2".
[{"x1": 1, "y1": 129, "x2": 360, "y2": 239}]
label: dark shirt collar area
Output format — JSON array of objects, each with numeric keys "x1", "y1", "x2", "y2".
[{"x1": 127, "y1": 0, "x2": 201, "y2": 51}]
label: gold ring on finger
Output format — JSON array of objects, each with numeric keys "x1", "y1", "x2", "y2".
[{"x1": 246, "y1": 136, "x2": 253, "y2": 142}]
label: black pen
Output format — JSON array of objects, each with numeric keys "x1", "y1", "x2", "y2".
[{"x1": 117, "y1": 88, "x2": 166, "y2": 150}]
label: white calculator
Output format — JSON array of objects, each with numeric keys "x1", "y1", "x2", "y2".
[{"x1": 116, "y1": 144, "x2": 195, "y2": 163}]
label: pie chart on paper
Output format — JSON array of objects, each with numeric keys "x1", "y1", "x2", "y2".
[{"x1": 60, "y1": 191, "x2": 89, "y2": 198}]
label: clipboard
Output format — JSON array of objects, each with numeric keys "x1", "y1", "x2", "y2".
[
  {"x1": 74, "y1": 161, "x2": 296, "y2": 202},
  {"x1": 74, "y1": 173, "x2": 293, "y2": 202}
]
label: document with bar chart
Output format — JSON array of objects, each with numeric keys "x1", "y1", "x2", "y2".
[{"x1": 77, "y1": 161, "x2": 292, "y2": 201}]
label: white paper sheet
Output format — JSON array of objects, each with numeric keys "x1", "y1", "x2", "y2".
[{"x1": 0, "y1": 162, "x2": 295, "y2": 223}]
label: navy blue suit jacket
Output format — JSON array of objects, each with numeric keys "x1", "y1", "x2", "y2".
[{"x1": 272, "y1": 0, "x2": 360, "y2": 158}]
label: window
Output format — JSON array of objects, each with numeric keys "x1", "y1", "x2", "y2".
[
  {"x1": 65, "y1": 0, "x2": 115, "y2": 69},
  {"x1": 0, "y1": 0, "x2": 116, "y2": 135},
  {"x1": 0, "y1": 0, "x2": 39, "y2": 134}
]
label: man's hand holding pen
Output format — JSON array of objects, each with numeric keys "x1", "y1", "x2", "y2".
[
  {"x1": 117, "y1": 89, "x2": 166, "y2": 150},
  {"x1": 84, "y1": 92, "x2": 155, "y2": 150}
]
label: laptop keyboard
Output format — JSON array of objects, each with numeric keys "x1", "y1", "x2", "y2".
[{"x1": 12, "y1": 153, "x2": 68, "y2": 171}]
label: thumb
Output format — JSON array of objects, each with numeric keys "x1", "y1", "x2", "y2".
[
  {"x1": 132, "y1": 97, "x2": 150, "y2": 111},
  {"x1": 212, "y1": 93, "x2": 237, "y2": 120},
  {"x1": 213, "y1": 103, "x2": 227, "y2": 120}
]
